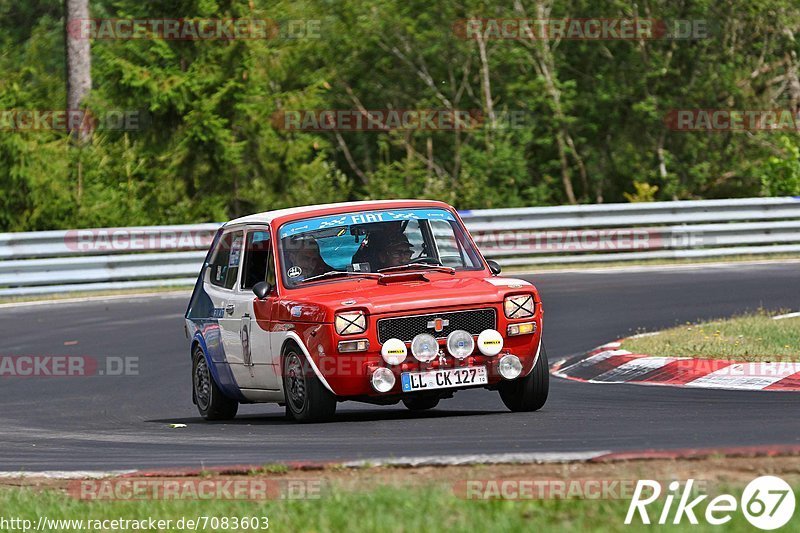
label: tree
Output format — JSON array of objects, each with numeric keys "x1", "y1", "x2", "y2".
[{"x1": 64, "y1": 0, "x2": 91, "y2": 142}]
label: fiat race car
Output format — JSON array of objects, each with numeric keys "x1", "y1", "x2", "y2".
[{"x1": 184, "y1": 200, "x2": 548, "y2": 422}]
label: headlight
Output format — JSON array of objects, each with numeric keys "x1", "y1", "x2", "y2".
[
  {"x1": 446, "y1": 330, "x2": 475, "y2": 360},
  {"x1": 335, "y1": 311, "x2": 366, "y2": 335},
  {"x1": 504, "y1": 294, "x2": 535, "y2": 319},
  {"x1": 410, "y1": 333, "x2": 439, "y2": 362}
]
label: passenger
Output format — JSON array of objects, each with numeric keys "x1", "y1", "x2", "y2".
[
  {"x1": 376, "y1": 234, "x2": 414, "y2": 269},
  {"x1": 287, "y1": 237, "x2": 333, "y2": 280}
]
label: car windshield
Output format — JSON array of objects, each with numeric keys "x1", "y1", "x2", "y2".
[{"x1": 278, "y1": 208, "x2": 483, "y2": 287}]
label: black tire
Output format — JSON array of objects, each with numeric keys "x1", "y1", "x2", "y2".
[
  {"x1": 498, "y1": 346, "x2": 549, "y2": 412},
  {"x1": 193, "y1": 348, "x2": 238, "y2": 421},
  {"x1": 402, "y1": 396, "x2": 440, "y2": 411},
  {"x1": 283, "y1": 348, "x2": 337, "y2": 423}
]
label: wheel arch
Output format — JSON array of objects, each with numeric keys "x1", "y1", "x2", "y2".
[
  {"x1": 280, "y1": 332, "x2": 336, "y2": 395},
  {"x1": 191, "y1": 332, "x2": 247, "y2": 402},
  {"x1": 190, "y1": 338, "x2": 202, "y2": 359},
  {"x1": 517, "y1": 335, "x2": 544, "y2": 378}
]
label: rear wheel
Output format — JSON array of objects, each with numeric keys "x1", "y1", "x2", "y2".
[
  {"x1": 402, "y1": 396, "x2": 440, "y2": 411},
  {"x1": 498, "y1": 346, "x2": 549, "y2": 412},
  {"x1": 283, "y1": 348, "x2": 337, "y2": 423},
  {"x1": 193, "y1": 348, "x2": 238, "y2": 420}
]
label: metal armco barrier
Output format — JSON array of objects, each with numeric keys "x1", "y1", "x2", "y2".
[{"x1": 1, "y1": 197, "x2": 799, "y2": 296}]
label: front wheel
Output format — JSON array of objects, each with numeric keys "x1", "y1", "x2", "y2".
[
  {"x1": 283, "y1": 349, "x2": 337, "y2": 423},
  {"x1": 498, "y1": 346, "x2": 549, "y2": 412},
  {"x1": 193, "y1": 348, "x2": 238, "y2": 420}
]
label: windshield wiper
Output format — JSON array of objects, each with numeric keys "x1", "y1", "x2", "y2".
[
  {"x1": 299, "y1": 270, "x2": 384, "y2": 283},
  {"x1": 377, "y1": 263, "x2": 456, "y2": 275}
]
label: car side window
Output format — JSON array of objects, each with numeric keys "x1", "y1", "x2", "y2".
[
  {"x1": 241, "y1": 229, "x2": 274, "y2": 290},
  {"x1": 209, "y1": 230, "x2": 244, "y2": 290},
  {"x1": 265, "y1": 243, "x2": 276, "y2": 288}
]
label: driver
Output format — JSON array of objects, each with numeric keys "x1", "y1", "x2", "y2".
[
  {"x1": 287, "y1": 237, "x2": 333, "y2": 280},
  {"x1": 376, "y1": 234, "x2": 414, "y2": 269}
]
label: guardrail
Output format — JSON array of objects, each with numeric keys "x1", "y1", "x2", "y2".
[{"x1": 1, "y1": 197, "x2": 798, "y2": 296}]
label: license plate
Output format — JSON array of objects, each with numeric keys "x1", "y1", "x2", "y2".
[{"x1": 401, "y1": 366, "x2": 488, "y2": 392}]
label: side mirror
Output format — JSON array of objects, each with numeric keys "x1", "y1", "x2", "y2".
[
  {"x1": 486, "y1": 260, "x2": 502, "y2": 276},
  {"x1": 252, "y1": 281, "x2": 273, "y2": 300}
]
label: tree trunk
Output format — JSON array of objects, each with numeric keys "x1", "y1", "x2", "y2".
[
  {"x1": 65, "y1": 0, "x2": 92, "y2": 143},
  {"x1": 474, "y1": 30, "x2": 496, "y2": 130},
  {"x1": 513, "y1": 0, "x2": 582, "y2": 204}
]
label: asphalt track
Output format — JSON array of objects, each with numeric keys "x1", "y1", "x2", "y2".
[{"x1": 1, "y1": 263, "x2": 798, "y2": 471}]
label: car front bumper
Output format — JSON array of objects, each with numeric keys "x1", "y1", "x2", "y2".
[{"x1": 301, "y1": 315, "x2": 543, "y2": 398}]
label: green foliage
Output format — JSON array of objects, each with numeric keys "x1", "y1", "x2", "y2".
[
  {"x1": 623, "y1": 182, "x2": 659, "y2": 203},
  {"x1": 761, "y1": 135, "x2": 800, "y2": 196},
  {"x1": 1, "y1": 0, "x2": 800, "y2": 230}
]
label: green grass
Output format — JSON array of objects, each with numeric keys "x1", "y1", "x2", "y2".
[
  {"x1": 0, "y1": 482, "x2": 789, "y2": 532},
  {"x1": 251, "y1": 463, "x2": 290, "y2": 475},
  {"x1": 623, "y1": 311, "x2": 800, "y2": 360}
]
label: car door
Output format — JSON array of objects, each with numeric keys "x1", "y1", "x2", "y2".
[
  {"x1": 235, "y1": 227, "x2": 281, "y2": 390},
  {"x1": 203, "y1": 228, "x2": 259, "y2": 390}
]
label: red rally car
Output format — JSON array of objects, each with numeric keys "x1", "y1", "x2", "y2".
[{"x1": 185, "y1": 200, "x2": 548, "y2": 422}]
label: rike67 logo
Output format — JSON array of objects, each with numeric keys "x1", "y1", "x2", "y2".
[{"x1": 626, "y1": 476, "x2": 796, "y2": 530}]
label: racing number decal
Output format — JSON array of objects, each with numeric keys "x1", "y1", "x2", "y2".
[{"x1": 241, "y1": 315, "x2": 254, "y2": 375}]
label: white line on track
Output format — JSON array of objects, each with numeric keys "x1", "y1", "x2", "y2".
[
  {"x1": 523, "y1": 258, "x2": 800, "y2": 275},
  {"x1": 0, "y1": 470, "x2": 137, "y2": 479},
  {"x1": 341, "y1": 452, "x2": 610, "y2": 467},
  {"x1": 0, "y1": 291, "x2": 189, "y2": 309},
  {"x1": 3, "y1": 259, "x2": 798, "y2": 309},
  {"x1": 0, "y1": 453, "x2": 611, "y2": 477},
  {"x1": 627, "y1": 331, "x2": 661, "y2": 339}
]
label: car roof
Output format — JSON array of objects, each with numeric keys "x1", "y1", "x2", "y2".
[{"x1": 225, "y1": 199, "x2": 454, "y2": 227}]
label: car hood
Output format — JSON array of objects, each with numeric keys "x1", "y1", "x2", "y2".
[{"x1": 276, "y1": 274, "x2": 538, "y2": 322}]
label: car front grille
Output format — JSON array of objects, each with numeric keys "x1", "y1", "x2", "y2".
[{"x1": 377, "y1": 308, "x2": 497, "y2": 344}]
